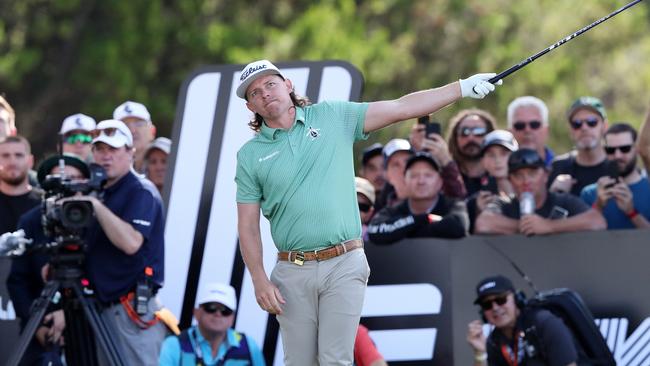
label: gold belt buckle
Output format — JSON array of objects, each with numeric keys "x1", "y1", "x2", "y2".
[{"x1": 291, "y1": 251, "x2": 305, "y2": 266}]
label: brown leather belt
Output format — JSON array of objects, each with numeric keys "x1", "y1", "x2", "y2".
[{"x1": 277, "y1": 239, "x2": 363, "y2": 265}]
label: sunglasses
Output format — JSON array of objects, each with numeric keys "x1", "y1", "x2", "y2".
[
  {"x1": 513, "y1": 120, "x2": 542, "y2": 131},
  {"x1": 570, "y1": 117, "x2": 599, "y2": 130},
  {"x1": 479, "y1": 295, "x2": 509, "y2": 311},
  {"x1": 358, "y1": 202, "x2": 371, "y2": 213},
  {"x1": 201, "y1": 302, "x2": 234, "y2": 316},
  {"x1": 65, "y1": 133, "x2": 93, "y2": 145},
  {"x1": 90, "y1": 127, "x2": 128, "y2": 139},
  {"x1": 460, "y1": 126, "x2": 487, "y2": 137},
  {"x1": 604, "y1": 145, "x2": 633, "y2": 155}
]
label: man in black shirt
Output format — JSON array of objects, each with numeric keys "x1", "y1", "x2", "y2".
[
  {"x1": 475, "y1": 149, "x2": 605, "y2": 235},
  {"x1": 368, "y1": 152, "x2": 468, "y2": 244},
  {"x1": 466, "y1": 275, "x2": 578, "y2": 366},
  {"x1": 548, "y1": 97, "x2": 610, "y2": 196}
]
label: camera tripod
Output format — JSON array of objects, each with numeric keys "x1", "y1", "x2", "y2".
[{"x1": 7, "y1": 250, "x2": 125, "y2": 366}]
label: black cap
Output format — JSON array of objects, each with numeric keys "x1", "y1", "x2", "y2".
[
  {"x1": 361, "y1": 143, "x2": 384, "y2": 166},
  {"x1": 405, "y1": 152, "x2": 439, "y2": 173},
  {"x1": 37, "y1": 154, "x2": 90, "y2": 185},
  {"x1": 481, "y1": 130, "x2": 518, "y2": 156},
  {"x1": 474, "y1": 275, "x2": 515, "y2": 304},
  {"x1": 507, "y1": 148, "x2": 545, "y2": 173}
]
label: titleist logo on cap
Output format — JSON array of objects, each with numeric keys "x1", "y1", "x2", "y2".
[
  {"x1": 240, "y1": 64, "x2": 267, "y2": 81},
  {"x1": 479, "y1": 281, "x2": 496, "y2": 292}
]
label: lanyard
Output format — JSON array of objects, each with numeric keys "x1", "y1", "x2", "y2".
[{"x1": 500, "y1": 335, "x2": 520, "y2": 366}]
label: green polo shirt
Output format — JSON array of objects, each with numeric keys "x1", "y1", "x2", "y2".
[{"x1": 236, "y1": 100, "x2": 369, "y2": 252}]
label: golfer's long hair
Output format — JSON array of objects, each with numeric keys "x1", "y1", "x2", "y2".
[{"x1": 248, "y1": 92, "x2": 311, "y2": 132}]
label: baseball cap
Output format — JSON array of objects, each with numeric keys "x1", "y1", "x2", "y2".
[
  {"x1": 383, "y1": 139, "x2": 412, "y2": 166},
  {"x1": 92, "y1": 119, "x2": 134, "y2": 148},
  {"x1": 474, "y1": 275, "x2": 515, "y2": 304},
  {"x1": 196, "y1": 283, "x2": 237, "y2": 310},
  {"x1": 236, "y1": 60, "x2": 284, "y2": 99},
  {"x1": 405, "y1": 151, "x2": 439, "y2": 173},
  {"x1": 37, "y1": 153, "x2": 90, "y2": 185},
  {"x1": 361, "y1": 143, "x2": 384, "y2": 167},
  {"x1": 60, "y1": 113, "x2": 96, "y2": 135},
  {"x1": 113, "y1": 100, "x2": 151, "y2": 122},
  {"x1": 481, "y1": 130, "x2": 518, "y2": 156},
  {"x1": 567, "y1": 96, "x2": 607, "y2": 120},
  {"x1": 144, "y1": 137, "x2": 172, "y2": 158},
  {"x1": 508, "y1": 148, "x2": 545, "y2": 173},
  {"x1": 355, "y1": 177, "x2": 376, "y2": 205}
]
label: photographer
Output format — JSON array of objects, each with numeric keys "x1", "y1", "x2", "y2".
[
  {"x1": 78, "y1": 119, "x2": 167, "y2": 364},
  {"x1": 7, "y1": 153, "x2": 90, "y2": 365},
  {"x1": 466, "y1": 275, "x2": 578, "y2": 366}
]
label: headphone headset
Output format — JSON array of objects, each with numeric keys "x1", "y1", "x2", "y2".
[{"x1": 478, "y1": 290, "x2": 527, "y2": 323}]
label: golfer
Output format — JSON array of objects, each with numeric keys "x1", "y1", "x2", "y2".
[{"x1": 235, "y1": 59, "x2": 500, "y2": 365}]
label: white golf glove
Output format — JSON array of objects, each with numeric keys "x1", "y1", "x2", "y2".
[{"x1": 459, "y1": 73, "x2": 503, "y2": 99}]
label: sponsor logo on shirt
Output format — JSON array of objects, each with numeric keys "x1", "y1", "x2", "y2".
[
  {"x1": 306, "y1": 126, "x2": 321, "y2": 141},
  {"x1": 132, "y1": 219, "x2": 151, "y2": 226},
  {"x1": 258, "y1": 151, "x2": 280, "y2": 162}
]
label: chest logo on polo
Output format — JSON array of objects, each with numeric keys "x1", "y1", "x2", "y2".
[
  {"x1": 258, "y1": 151, "x2": 279, "y2": 162},
  {"x1": 306, "y1": 126, "x2": 321, "y2": 141}
]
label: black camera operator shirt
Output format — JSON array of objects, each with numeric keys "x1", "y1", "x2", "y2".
[
  {"x1": 487, "y1": 308, "x2": 578, "y2": 366},
  {"x1": 85, "y1": 171, "x2": 165, "y2": 303}
]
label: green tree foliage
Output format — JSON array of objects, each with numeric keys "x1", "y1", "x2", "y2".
[{"x1": 0, "y1": 0, "x2": 648, "y2": 161}]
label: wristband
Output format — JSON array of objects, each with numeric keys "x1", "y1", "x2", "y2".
[
  {"x1": 474, "y1": 352, "x2": 488, "y2": 362},
  {"x1": 626, "y1": 208, "x2": 639, "y2": 219},
  {"x1": 591, "y1": 202, "x2": 602, "y2": 211}
]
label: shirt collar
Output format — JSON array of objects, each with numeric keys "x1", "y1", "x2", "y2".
[{"x1": 259, "y1": 107, "x2": 306, "y2": 140}]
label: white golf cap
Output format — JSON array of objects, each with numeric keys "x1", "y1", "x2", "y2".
[
  {"x1": 196, "y1": 283, "x2": 237, "y2": 310},
  {"x1": 113, "y1": 100, "x2": 151, "y2": 122},
  {"x1": 92, "y1": 119, "x2": 134, "y2": 148},
  {"x1": 60, "y1": 113, "x2": 96, "y2": 134},
  {"x1": 236, "y1": 59, "x2": 284, "y2": 99},
  {"x1": 144, "y1": 137, "x2": 172, "y2": 157}
]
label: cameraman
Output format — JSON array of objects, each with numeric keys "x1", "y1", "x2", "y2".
[
  {"x1": 75, "y1": 119, "x2": 167, "y2": 364},
  {"x1": 466, "y1": 275, "x2": 578, "y2": 366},
  {"x1": 7, "y1": 153, "x2": 89, "y2": 366}
]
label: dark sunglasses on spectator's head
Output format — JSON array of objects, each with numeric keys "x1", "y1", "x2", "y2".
[
  {"x1": 65, "y1": 133, "x2": 93, "y2": 145},
  {"x1": 604, "y1": 145, "x2": 633, "y2": 155},
  {"x1": 460, "y1": 126, "x2": 487, "y2": 137},
  {"x1": 513, "y1": 120, "x2": 542, "y2": 131},
  {"x1": 569, "y1": 117, "x2": 599, "y2": 130},
  {"x1": 201, "y1": 302, "x2": 233, "y2": 316},
  {"x1": 479, "y1": 294, "x2": 509, "y2": 311},
  {"x1": 358, "y1": 202, "x2": 371, "y2": 213}
]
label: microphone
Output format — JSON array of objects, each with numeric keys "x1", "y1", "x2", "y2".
[
  {"x1": 519, "y1": 192, "x2": 535, "y2": 216},
  {"x1": 0, "y1": 229, "x2": 33, "y2": 256}
]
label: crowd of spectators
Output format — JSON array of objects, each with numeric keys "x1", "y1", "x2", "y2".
[{"x1": 358, "y1": 95, "x2": 650, "y2": 242}]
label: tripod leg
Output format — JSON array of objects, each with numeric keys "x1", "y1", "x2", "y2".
[
  {"x1": 71, "y1": 284, "x2": 126, "y2": 366},
  {"x1": 6, "y1": 280, "x2": 61, "y2": 366}
]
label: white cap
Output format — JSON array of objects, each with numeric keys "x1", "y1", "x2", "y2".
[
  {"x1": 92, "y1": 119, "x2": 134, "y2": 148},
  {"x1": 144, "y1": 137, "x2": 172, "y2": 157},
  {"x1": 196, "y1": 283, "x2": 237, "y2": 310},
  {"x1": 382, "y1": 138, "x2": 412, "y2": 163},
  {"x1": 236, "y1": 60, "x2": 284, "y2": 99},
  {"x1": 60, "y1": 113, "x2": 96, "y2": 134},
  {"x1": 113, "y1": 100, "x2": 151, "y2": 122},
  {"x1": 355, "y1": 177, "x2": 376, "y2": 205}
]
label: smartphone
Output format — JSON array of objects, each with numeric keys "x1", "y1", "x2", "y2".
[
  {"x1": 605, "y1": 160, "x2": 619, "y2": 188},
  {"x1": 418, "y1": 115, "x2": 441, "y2": 136}
]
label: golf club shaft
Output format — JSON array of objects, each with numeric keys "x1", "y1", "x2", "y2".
[{"x1": 476, "y1": 0, "x2": 644, "y2": 90}]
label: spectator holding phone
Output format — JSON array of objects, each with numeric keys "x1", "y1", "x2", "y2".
[
  {"x1": 410, "y1": 115, "x2": 467, "y2": 198},
  {"x1": 466, "y1": 130, "x2": 518, "y2": 233},
  {"x1": 580, "y1": 123, "x2": 650, "y2": 229},
  {"x1": 474, "y1": 149, "x2": 605, "y2": 235}
]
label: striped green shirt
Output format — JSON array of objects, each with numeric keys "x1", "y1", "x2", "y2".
[{"x1": 236, "y1": 101, "x2": 369, "y2": 251}]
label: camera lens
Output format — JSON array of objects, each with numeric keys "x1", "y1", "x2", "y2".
[{"x1": 61, "y1": 201, "x2": 94, "y2": 229}]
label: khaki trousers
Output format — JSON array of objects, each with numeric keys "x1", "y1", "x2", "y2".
[{"x1": 271, "y1": 248, "x2": 370, "y2": 366}]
